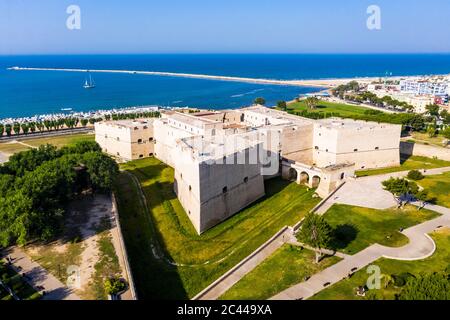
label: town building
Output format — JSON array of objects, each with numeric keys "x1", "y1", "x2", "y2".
[{"x1": 95, "y1": 106, "x2": 401, "y2": 234}]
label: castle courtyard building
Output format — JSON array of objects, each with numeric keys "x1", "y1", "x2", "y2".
[{"x1": 95, "y1": 106, "x2": 402, "y2": 234}]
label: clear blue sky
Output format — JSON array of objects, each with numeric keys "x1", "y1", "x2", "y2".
[{"x1": 1, "y1": 0, "x2": 449, "y2": 55}]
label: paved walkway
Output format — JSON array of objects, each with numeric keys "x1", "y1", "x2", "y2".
[
  {"x1": 271, "y1": 202, "x2": 450, "y2": 300},
  {"x1": 1, "y1": 247, "x2": 80, "y2": 300},
  {"x1": 316, "y1": 167, "x2": 450, "y2": 214}
]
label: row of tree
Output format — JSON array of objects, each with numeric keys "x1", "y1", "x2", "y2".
[
  {"x1": 343, "y1": 91, "x2": 415, "y2": 112},
  {"x1": 0, "y1": 140, "x2": 119, "y2": 247},
  {"x1": 0, "y1": 111, "x2": 160, "y2": 137}
]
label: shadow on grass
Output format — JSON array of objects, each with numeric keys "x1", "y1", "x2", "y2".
[
  {"x1": 330, "y1": 224, "x2": 359, "y2": 251},
  {"x1": 114, "y1": 171, "x2": 189, "y2": 300}
]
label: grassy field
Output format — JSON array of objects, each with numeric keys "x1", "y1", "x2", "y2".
[
  {"x1": 0, "y1": 142, "x2": 31, "y2": 155},
  {"x1": 90, "y1": 229, "x2": 122, "y2": 300},
  {"x1": 115, "y1": 157, "x2": 321, "y2": 299},
  {"x1": 323, "y1": 204, "x2": 440, "y2": 255},
  {"x1": 0, "y1": 261, "x2": 41, "y2": 300},
  {"x1": 219, "y1": 244, "x2": 341, "y2": 300},
  {"x1": 0, "y1": 132, "x2": 95, "y2": 155},
  {"x1": 418, "y1": 171, "x2": 450, "y2": 208},
  {"x1": 287, "y1": 100, "x2": 373, "y2": 117},
  {"x1": 356, "y1": 155, "x2": 450, "y2": 177},
  {"x1": 408, "y1": 132, "x2": 449, "y2": 147},
  {"x1": 311, "y1": 228, "x2": 450, "y2": 300}
]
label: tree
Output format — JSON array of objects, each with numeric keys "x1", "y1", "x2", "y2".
[
  {"x1": 382, "y1": 178, "x2": 419, "y2": 206},
  {"x1": 277, "y1": 100, "x2": 287, "y2": 111},
  {"x1": 425, "y1": 104, "x2": 440, "y2": 117},
  {"x1": 104, "y1": 276, "x2": 126, "y2": 295},
  {"x1": 442, "y1": 127, "x2": 450, "y2": 140},
  {"x1": 297, "y1": 213, "x2": 332, "y2": 263},
  {"x1": 407, "y1": 170, "x2": 424, "y2": 181},
  {"x1": 406, "y1": 115, "x2": 425, "y2": 132},
  {"x1": 82, "y1": 152, "x2": 119, "y2": 192},
  {"x1": 440, "y1": 109, "x2": 448, "y2": 121},
  {"x1": 305, "y1": 97, "x2": 319, "y2": 110},
  {"x1": 427, "y1": 123, "x2": 437, "y2": 138},
  {"x1": 398, "y1": 273, "x2": 450, "y2": 300},
  {"x1": 13, "y1": 123, "x2": 21, "y2": 135},
  {"x1": 21, "y1": 123, "x2": 29, "y2": 135},
  {"x1": 414, "y1": 189, "x2": 433, "y2": 210},
  {"x1": 254, "y1": 97, "x2": 266, "y2": 106},
  {"x1": 81, "y1": 119, "x2": 89, "y2": 127},
  {"x1": 5, "y1": 124, "x2": 12, "y2": 136},
  {"x1": 0, "y1": 124, "x2": 4, "y2": 137}
]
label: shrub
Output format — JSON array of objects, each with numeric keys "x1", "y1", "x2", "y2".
[
  {"x1": 104, "y1": 276, "x2": 127, "y2": 295},
  {"x1": 407, "y1": 170, "x2": 424, "y2": 181}
]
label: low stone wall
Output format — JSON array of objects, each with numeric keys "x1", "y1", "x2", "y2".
[
  {"x1": 111, "y1": 193, "x2": 138, "y2": 300},
  {"x1": 400, "y1": 141, "x2": 450, "y2": 161}
]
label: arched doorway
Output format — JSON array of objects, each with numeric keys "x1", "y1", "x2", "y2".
[
  {"x1": 312, "y1": 176, "x2": 321, "y2": 188},
  {"x1": 300, "y1": 172, "x2": 310, "y2": 185},
  {"x1": 288, "y1": 168, "x2": 298, "y2": 182}
]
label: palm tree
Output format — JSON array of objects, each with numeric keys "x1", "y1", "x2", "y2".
[
  {"x1": 305, "y1": 97, "x2": 319, "y2": 110},
  {"x1": 297, "y1": 213, "x2": 333, "y2": 263},
  {"x1": 381, "y1": 274, "x2": 394, "y2": 289}
]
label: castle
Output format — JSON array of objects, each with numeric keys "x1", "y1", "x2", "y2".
[{"x1": 95, "y1": 106, "x2": 401, "y2": 233}]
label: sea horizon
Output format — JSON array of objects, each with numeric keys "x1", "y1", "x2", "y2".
[{"x1": 1, "y1": 53, "x2": 450, "y2": 119}]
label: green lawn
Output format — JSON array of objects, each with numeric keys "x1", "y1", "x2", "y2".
[
  {"x1": 0, "y1": 261, "x2": 41, "y2": 300},
  {"x1": 0, "y1": 142, "x2": 30, "y2": 155},
  {"x1": 115, "y1": 157, "x2": 321, "y2": 299},
  {"x1": 311, "y1": 228, "x2": 450, "y2": 300},
  {"x1": 323, "y1": 204, "x2": 440, "y2": 255},
  {"x1": 287, "y1": 100, "x2": 373, "y2": 117},
  {"x1": 22, "y1": 132, "x2": 95, "y2": 149},
  {"x1": 220, "y1": 244, "x2": 341, "y2": 300},
  {"x1": 0, "y1": 132, "x2": 95, "y2": 156},
  {"x1": 418, "y1": 171, "x2": 450, "y2": 208},
  {"x1": 356, "y1": 155, "x2": 450, "y2": 177},
  {"x1": 408, "y1": 132, "x2": 449, "y2": 148}
]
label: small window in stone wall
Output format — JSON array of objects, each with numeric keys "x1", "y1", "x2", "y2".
[
  {"x1": 354, "y1": 149, "x2": 358, "y2": 152},
  {"x1": 244, "y1": 177, "x2": 249, "y2": 183},
  {"x1": 149, "y1": 153, "x2": 154, "y2": 157},
  {"x1": 139, "y1": 154, "x2": 144, "y2": 158},
  {"x1": 149, "y1": 137, "x2": 154, "y2": 141},
  {"x1": 375, "y1": 147, "x2": 379, "y2": 150},
  {"x1": 138, "y1": 139, "x2": 143, "y2": 143},
  {"x1": 223, "y1": 186, "x2": 228, "y2": 194},
  {"x1": 189, "y1": 185, "x2": 192, "y2": 191}
]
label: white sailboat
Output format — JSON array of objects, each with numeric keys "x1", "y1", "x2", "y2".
[{"x1": 83, "y1": 73, "x2": 96, "y2": 89}]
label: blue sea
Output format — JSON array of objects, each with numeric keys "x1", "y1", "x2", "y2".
[{"x1": 1, "y1": 54, "x2": 450, "y2": 119}]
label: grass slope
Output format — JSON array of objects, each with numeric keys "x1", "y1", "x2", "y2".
[{"x1": 115, "y1": 157, "x2": 320, "y2": 299}]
